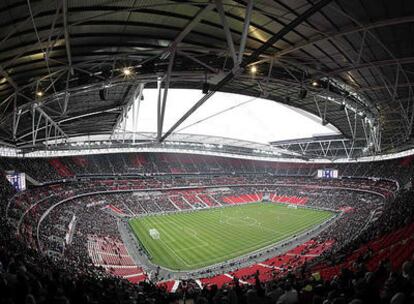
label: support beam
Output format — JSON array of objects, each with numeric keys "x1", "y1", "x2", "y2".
[
  {"x1": 32, "y1": 108, "x2": 42, "y2": 145},
  {"x1": 163, "y1": 3, "x2": 214, "y2": 58},
  {"x1": 275, "y1": 15, "x2": 414, "y2": 58},
  {"x1": 111, "y1": 83, "x2": 145, "y2": 137},
  {"x1": 0, "y1": 65, "x2": 18, "y2": 89},
  {"x1": 177, "y1": 51, "x2": 217, "y2": 73},
  {"x1": 215, "y1": 0, "x2": 238, "y2": 66},
  {"x1": 132, "y1": 86, "x2": 144, "y2": 143},
  {"x1": 59, "y1": 106, "x2": 123, "y2": 124},
  {"x1": 328, "y1": 56, "x2": 414, "y2": 75},
  {"x1": 341, "y1": 140, "x2": 350, "y2": 158},
  {"x1": 159, "y1": 0, "x2": 333, "y2": 143},
  {"x1": 238, "y1": 0, "x2": 254, "y2": 64},
  {"x1": 271, "y1": 137, "x2": 366, "y2": 159},
  {"x1": 26, "y1": 104, "x2": 68, "y2": 145},
  {"x1": 12, "y1": 95, "x2": 20, "y2": 141},
  {"x1": 34, "y1": 105, "x2": 68, "y2": 139},
  {"x1": 359, "y1": 82, "x2": 414, "y2": 92},
  {"x1": 158, "y1": 50, "x2": 176, "y2": 141},
  {"x1": 62, "y1": 0, "x2": 74, "y2": 75},
  {"x1": 313, "y1": 96, "x2": 327, "y2": 124},
  {"x1": 344, "y1": 107, "x2": 355, "y2": 139},
  {"x1": 63, "y1": 71, "x2": 71, "y2": 114},
  {"x1": 156, "y1": 77, "x2": 163, "y2": 140}
]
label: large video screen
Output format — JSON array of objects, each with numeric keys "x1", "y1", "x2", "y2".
[
  {"x1": 6, "y1": 171, "x2": 26, "y2": 191},
  {"x1": 317, "y1": 169, "x2": 338, "y2": 179}
]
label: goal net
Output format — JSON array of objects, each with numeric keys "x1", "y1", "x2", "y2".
[
  {"x1": 287, "y1": 204, "x2": 298, "y2": 209},
  {"x1": 149, "y1": 228, "x2": 160, "y2": 239},
  {"x1": 262, "y1": 192, "x2": 270, "y2": 201}
]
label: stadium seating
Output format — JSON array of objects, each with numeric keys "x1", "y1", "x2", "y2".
[
  {"x1": 1, "y1": 152, "x2": 413, "y2": 304},
  {"x1": 197, "y1": 193, "x2": 221, "y2": 207},
  {"x1": 0, "y1": 152, "x2": 411, "y2": 185},
  {"x1": 199, "y1": 239, "x2": 336, "y2": 287},
  {"x1": 48, "y1": 159, "x2": 74, "y2": 177},
  {"x1": 87, "y1": 236, "x2": 147, "y2": 283},
  {"x1": 168, "y1": 194, "x2": 193, "y2": 210},
  {"x1": 270, "y1": 193, "x2": 308, "y2": 205},
  {"x1": 314, "y1": 222, "x2": 414, "y2": 280}
]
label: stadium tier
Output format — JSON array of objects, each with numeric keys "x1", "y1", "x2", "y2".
[
  {"x1": 1, "y1": 1, "x2": 414, "y2": 303},
  {"x1": 0, "y1": 153, "x2": 410, "y2": 184},
  {"x1": 1, "y1": 151, "x2": 413, "y2": 303}
]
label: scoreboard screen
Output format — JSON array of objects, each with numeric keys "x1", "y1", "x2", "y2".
[
  {"x1": 6, "y1": 171, "x2": 26, "y2": 191},
  {"x1": 317, "y1": 169, "x2": 338, "y2": 179}
]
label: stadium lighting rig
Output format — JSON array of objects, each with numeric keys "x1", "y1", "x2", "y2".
[
  {"x1": 122, "y1": 67, "x2": 133, "y2": 76},
  {"x1": 35, "y1": 91, "x2": 44, "y2": 97}
]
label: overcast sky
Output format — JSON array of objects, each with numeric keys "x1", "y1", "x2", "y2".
[{"x1": 124, "y1": 89, "x2": 339, "y2": 144}]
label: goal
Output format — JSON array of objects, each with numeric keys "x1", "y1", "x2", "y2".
[
  {"x1": 262, "y1": 192, "x2": 270, "y2": 201},
  {"x1": 287, "y1": 204, "x2": 298, "y2": 209},
  {"x1": 149, "y1": 228, "x2": 160, "y2": 240}
]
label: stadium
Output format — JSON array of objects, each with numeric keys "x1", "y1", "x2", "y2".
[{"x1": 0, "y1": 1, "x2": 414, "y2": 303}]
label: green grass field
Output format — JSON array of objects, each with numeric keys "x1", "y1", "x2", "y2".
[{"x1": 129, "y1": 203, "x2": 334, "y2": 271}]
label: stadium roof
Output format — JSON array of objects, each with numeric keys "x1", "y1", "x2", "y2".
[
  {"x1": 0, "y1": 0, "x2": 414, "y2": 160},
  {"x1": 120, "y1": 89, "x2": 340, "y2": 144}
]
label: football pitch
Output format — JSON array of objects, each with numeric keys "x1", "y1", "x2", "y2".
[{"x1": 129, "y1": 203, "x2": 334, "y2": 271}]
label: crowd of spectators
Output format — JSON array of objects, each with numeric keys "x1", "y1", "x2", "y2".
[
  {"x1": 0, "y1": 153, "x2": 413, "y2": 303},
  {"x1": 0, "y1": 152, "x2": 412, "y2": 184},
  {"x1": 0, "y1": 188, "x2": 413, "y2": 303},
  {"x1": 6, "y1": 175, "x2": 394, "y2": 262},
  {"x1": 32, "y1": 183, "x2": 387, "y2": 287},
  {"x1": 7, "y1": 174, "x2": 396, "y2": 251}
]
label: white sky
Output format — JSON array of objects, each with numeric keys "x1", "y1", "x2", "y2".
[{"x1": 124, "y1": 89, "x2": 339, "y2": 144}]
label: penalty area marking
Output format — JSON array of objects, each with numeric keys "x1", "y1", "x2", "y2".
[
  {"x1": 135, "y1": 218, "x2": 192, "y2": 267},
  {"x1": 174, "y1": 242, "x2": 210, "y2": 253},
  {"x1": 158, "y1": 220, "x2": 211, "y2": 263},
  {"x1": 158, "y1": 237, "x2": 192, "y2": 267}
]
